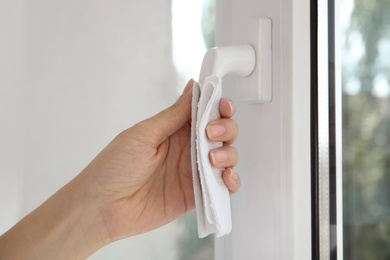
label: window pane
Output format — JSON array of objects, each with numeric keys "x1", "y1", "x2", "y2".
[
  {"x1": 172, "y1": 0, "x2": 215, "y2": 258},
  {"x1": 342, "y1": 0, "x2": 390, "y2": 258}
]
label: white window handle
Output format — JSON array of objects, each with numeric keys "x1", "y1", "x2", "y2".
[
  {"x1": 199, "y1": 44, "x2": 256, "y2": 84},
  {"x1": 199, "y1": 18, "x2": 273, "y2": 103}
]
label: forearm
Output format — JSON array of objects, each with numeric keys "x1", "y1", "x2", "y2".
[{"x1": 0, "y1": 173, "x2": 109, "y2": 260}]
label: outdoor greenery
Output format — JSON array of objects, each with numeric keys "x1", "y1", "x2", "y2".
[{"x1": 342, "y1": 0, "x2": 390, "y2": 259}]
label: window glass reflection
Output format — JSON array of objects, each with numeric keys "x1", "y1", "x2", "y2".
[
  {"x1": 342, "y1": 0, "x2": 390, "y2": 258},
  {"x1": 172, "y1": 0, "x2": 215, "y2": 259}
]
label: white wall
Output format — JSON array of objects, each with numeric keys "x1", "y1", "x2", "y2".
[
  {"x1": 22, "y1": 0, "x2": 177, "y2": 216},
  {"x1": 0, "y1": 1, "x2": 188, "y2": 259},
  {"x1": 0, "y1": 0, "x2": 26, "y2": 236}
]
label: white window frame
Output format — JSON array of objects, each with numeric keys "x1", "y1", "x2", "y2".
[{"x1": 214, "y1": 0, "x2": 312, "y2": 259}]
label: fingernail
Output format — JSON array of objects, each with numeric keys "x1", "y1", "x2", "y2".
[
  {"x1": 229, "y1": 169, "x2": 239, "y2": 180},
  {"x1": 206, "y1": 124, "x2": 225, "y2": 138},
  {"x1": 210, "y1": 150, "x2": 228, "y2": 163},
  {"x1": 228, "y1": 99, "x2": 235, "y2": 114},
  {"x1": 182, "y1": 79, "x2": 194, "y2": 94}
]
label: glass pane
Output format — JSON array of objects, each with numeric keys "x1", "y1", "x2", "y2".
[
  {"x1": 171, "y1": 0, "x2": 215, "y2": 258},
  {"x1": 341, "y1": 0, "x2": 390, "y2": 258}
]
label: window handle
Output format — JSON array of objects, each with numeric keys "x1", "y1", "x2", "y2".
[
  {"x1": 199, "y1": 18, "x2": 273, "y2": 103},
  {"x1": 199, "y1": 44, "x2": 255, "y2": 83}
]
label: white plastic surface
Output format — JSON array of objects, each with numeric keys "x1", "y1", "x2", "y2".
[
  {"x1": 236, "y1": 18, "x2": 273, "y2": 103},
  {"x1": 215, "y1": 1, "x2": 312, "y2": 259},
  {"x1": 199, "y1": 44, "x2": 255, "y2": 83},
  {"x1": 199, "y1": 18, "x2": 273, "y2": 103}
]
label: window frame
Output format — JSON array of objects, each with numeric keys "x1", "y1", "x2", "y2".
[{"x1": 312, "y1": 0, "x2": 343, "y2": 259}]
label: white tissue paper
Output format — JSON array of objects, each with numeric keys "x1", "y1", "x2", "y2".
[{"x1": 191, "y1": 75, "x2": 232, "y2": 238}]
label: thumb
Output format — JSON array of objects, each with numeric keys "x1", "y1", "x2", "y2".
[{"x1": 143, "y1": 79, "x2": 194, "y2": 146}]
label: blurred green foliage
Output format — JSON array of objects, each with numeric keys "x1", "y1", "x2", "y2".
[{"x1": 343, "y1": 0, "x2": 390, "y2": 258}]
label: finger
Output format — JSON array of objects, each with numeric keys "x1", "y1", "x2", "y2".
[
  {"x1": 206, "y1": 118, "x2": 238, "y2": 144},
  {"x1": 222, "y1": 168, "x2": 241, "y2": 194},
  {"x1": 142, "y1": 79, "x2": 194, "y2": 146},
  {"x1": 219, "y1": 97, "x2": 235, "y2": 118},
  {"x1": 209, "y1": 146, "x2": 239, "y2": 168}
]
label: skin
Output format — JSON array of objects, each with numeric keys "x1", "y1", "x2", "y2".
[{"x1": 0, "y1": 79, "x2": 240, "y2": 259}]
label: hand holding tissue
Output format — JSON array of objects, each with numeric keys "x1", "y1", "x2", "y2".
[
  {"x1": 191, "y1": 76, "x2": 232, "y2": 238},
  {"x1": 191, "y1": 43, "x2": 257, "y2": 237}
]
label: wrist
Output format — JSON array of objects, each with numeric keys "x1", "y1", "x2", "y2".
[
  {"x1": 62, "y1": 172, "x2": 112, "y2": 256},
  {"x1": 0, "y1": 172, "x2": 110, "y2": 259}
]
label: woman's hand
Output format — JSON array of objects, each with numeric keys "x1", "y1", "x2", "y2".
[
  {"x1": 0, "y1": 79, "x2": 240, "y2": 259},
  {"x1": 83, "y1": 79, "x2": 240, "y2": 241}
]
